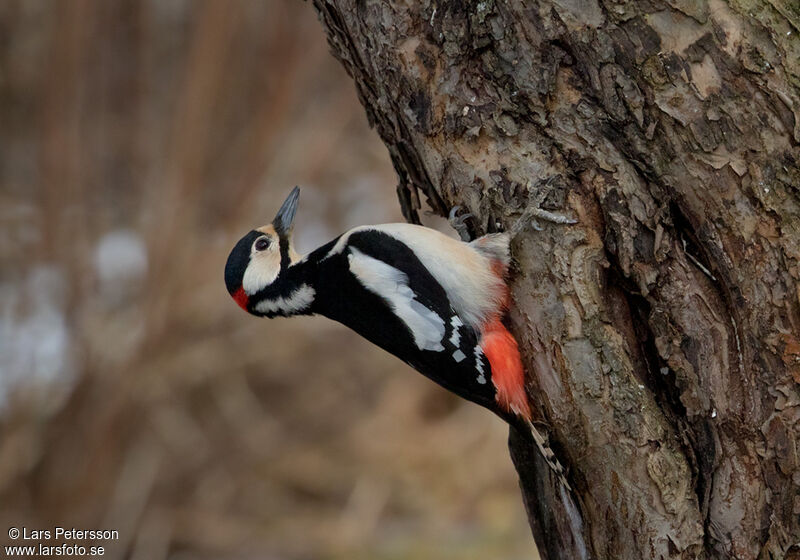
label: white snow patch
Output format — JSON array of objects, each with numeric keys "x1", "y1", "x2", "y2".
[
  {"x1": 93, "y1": 229, "x2": 148, "y2": 287},
  {"x1": 0, "y1": 265, "x2": 73, "y2": 408}
]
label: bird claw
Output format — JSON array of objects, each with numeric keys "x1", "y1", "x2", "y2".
[
  {"x1": 448, "y1": 206, "x2": 474, "y2": 241},
  {"x1": 509, "y1": 205, "x2": 577, "y2": 236},
  {"x1": 508, "y1": 177, "x2": 578, "y2": 235},
  {"x1": 529, "y1": 207, "x2": 577, "y2": 225}
]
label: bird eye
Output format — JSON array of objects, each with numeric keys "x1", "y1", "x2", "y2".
[{"x1": 254, "y1": 237, "x2": 270, "y2": 251}]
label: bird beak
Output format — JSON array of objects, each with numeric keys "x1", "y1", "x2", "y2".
[{"x1": 273, "y1": 186, "x2": 300, "y2": 236}]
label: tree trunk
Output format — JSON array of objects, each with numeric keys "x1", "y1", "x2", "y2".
[{"x1": 310, "y1": 1, "x2": 800, "y2": 558}]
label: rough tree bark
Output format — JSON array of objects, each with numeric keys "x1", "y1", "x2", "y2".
[{"x1": 310, "y1": 1, "x2": 800, "y2": 558}]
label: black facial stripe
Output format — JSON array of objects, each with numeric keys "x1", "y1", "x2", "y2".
[
  {"x1": 224, "y1": 230, "x2": 261, "y2": 294},
  {"x1": 279, "y1": 235, "x2": 291, "y2": 269}
]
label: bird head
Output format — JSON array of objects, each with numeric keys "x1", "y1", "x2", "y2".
[{"x1": 224, "y1": 187, "x2": 301, "y2": 314}]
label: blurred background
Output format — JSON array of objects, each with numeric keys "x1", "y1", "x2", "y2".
[{"x1": 0, "y1": 1, "x2": 535, "y2": 558}]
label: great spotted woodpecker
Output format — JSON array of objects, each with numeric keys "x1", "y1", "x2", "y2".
[{"x1": 224, "y1": 187, "x2": 571, "y2": 488}]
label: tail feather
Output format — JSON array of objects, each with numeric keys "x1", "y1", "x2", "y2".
[
  {"x1": 526, "y1": 419, "x2": 572, "y2": 491},
  {"x1": 473, "y1": 249, "x2": 571, "y2": 490}
]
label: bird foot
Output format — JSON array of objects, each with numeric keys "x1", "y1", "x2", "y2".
[
  {"x1": 448, "y1": 206, "x2": 474, "y2": 242},
  {"x1": 510, "y1": 204, "x2": 577, "y2": 236},
  {"x1": 509, "y1": 178, "x2": 577, "y2": 235}
]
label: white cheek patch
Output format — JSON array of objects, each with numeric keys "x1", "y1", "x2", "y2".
[
  {"x1": 242, "y1": 250, "x2": 281, "y2": 295},
  {"x1": 348, "y1": 247, "x2": 445, "y2": 352},
  {"x1": 254, "y1": 284, "x2": 315, "y2": 315}
]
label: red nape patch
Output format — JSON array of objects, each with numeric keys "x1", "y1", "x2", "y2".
[
  {"x1": 481, "y1": 318, "x2": 531, "y2": 419},
  {"x1": 232, "y1": 287, "x2": 249, "y2": 311}
]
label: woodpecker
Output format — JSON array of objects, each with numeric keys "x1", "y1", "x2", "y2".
[{"x1": 225, "y1": 187, "x2": 571, "y2": 488}]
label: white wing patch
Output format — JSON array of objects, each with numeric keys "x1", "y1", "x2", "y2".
[
  {"x1": 254, "y1": 284, "x2": 315, "y2": 315},
  {"x1": 324, "y1": 228, "x2": 366, "y2": 260},
  {"x1": 474, "y1": 346, "x2": 486, "y2": 384},
  {"x1": 449, "y1": 315, "x2": 463, "y2": 347},
  {"x1": 348, "y1": 247, "x2": 445, "y2": 352},
  {"x1": 327, "y1": 224, "x2": 507, "y2": 329}
]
